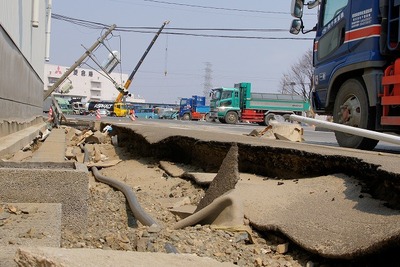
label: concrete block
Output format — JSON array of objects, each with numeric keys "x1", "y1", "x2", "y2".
[
  {"x1": 0, "y1": 164, "x2": 89, "y2": 233},
  {"x1": 270, "y1": 121, "x2": 303, "y2": 142},
  {"x1": 14, "y1": 247, "x2": 236, "y2": 267}
]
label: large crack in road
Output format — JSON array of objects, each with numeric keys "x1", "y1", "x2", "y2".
[{"x1": 110, "y1": 124, "x2": 400, "y2": 210}]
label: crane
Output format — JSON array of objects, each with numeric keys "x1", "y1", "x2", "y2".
[{"x1": 113, "y1": 20, "x2": 170, "y2": 116}]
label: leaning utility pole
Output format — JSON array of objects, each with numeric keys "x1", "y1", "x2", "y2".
[{"x1": 43, "y1": 24, "x2": 116, "y2": 100}]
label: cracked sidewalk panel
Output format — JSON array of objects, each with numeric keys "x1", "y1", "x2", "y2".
[{"x1": 195, "y1": 143, "x2": 240, "y2": 212}]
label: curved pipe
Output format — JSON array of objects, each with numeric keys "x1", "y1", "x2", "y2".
[
  {"x1": 80, "y1": 144, "x2": 158, "y2": 227},
  {"x1": 91, "y1": 166, "x2": 158, "y2": 227}
]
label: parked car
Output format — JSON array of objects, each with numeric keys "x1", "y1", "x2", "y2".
[
  {"x1": 159, "y1": 110, "x2": 178, "y2": 119},
  {"x1": 135, "y1": 108, "x2": 158, "y2": 119},
  {"x1": 97, "y1": 109, "x2": 110, "y2": 117}
]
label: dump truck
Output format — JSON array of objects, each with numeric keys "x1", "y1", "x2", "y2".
[
  {"x1": 179, "y1": 95, "x2": 210, "y2": 120},
  {"x1": 290, "y1": 0, "x2": 400, "y2": 149},
  {"x1": 209, "y1": 82, "x2": 310, "y2": 125}
]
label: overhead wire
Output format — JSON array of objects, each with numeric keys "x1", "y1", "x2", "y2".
[
  {"x1": 142, "y1": 0, "x2": 316, "y2": 16},
  {"x1": 52, "y1": 13, "x2": 313, "y2": 40}
]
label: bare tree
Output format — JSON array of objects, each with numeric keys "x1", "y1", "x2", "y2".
[{"x1": 280, "y1": 49, "x2": 314, "y2": 101}]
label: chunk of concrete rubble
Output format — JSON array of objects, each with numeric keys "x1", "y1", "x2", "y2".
[
  {"x1": 182, "y1": 172, "x2": 216, "y2": 185},
  {"x1": 14, "y1": 247, "x2": 236, "y2": 267},
  {"x1": 195, "y1": 143, "x2": 240, "y2": 212},
  {"x1": 65, "y1": 147, "x2": 74, "y2": 159},
  {"x1": 247, "y1": 121, "x2": 304, "y2": 142},
  {"x1": 159, "y1": 161, "x2": 186, "y2": 177},
  {"x1": 85, "y1": 130, "x2": 107, "y2": 144},
  {"x1": 276, "y1": 243, "x2": 289, "y2": 254}
]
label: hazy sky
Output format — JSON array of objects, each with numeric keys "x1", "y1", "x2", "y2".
[{"x1": 49, "y1": 0, "x2": 316, "y2": 104}]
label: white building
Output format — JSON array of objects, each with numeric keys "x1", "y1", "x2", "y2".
[{"x1": 44, "y1": 63, "x2": 145, "y2": 103}]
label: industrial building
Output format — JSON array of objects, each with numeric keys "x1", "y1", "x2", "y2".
[{"x1": 44, "y1": 63, "x2": 145, "y2": 104}]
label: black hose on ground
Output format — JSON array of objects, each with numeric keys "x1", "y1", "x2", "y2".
[
  {"x1": 80, "y1": 144, "x2": 158, "y2": 227},
  {"x1": 91, "y1": 166, "x2": 158, "y2": 227}
]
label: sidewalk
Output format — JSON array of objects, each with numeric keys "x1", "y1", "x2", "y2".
[{"x1": 30, "y1": 128, "x2": 66, "y2": 162}]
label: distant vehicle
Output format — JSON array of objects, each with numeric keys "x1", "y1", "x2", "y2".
[
  {"x1": 209, "y1": 82, "x2": 310, "y2": 125},
  {"x1": 72, "y1": 102, "x2": 86, "y2": 115},
  {"x1": 135, "y1": 108, "x2": 158, "y2": 119},
  {"x1": 159, "y1": 110, "x2": 178, "y2": 119},
  {"x1": 179, "y1": 95, "x2": 210, "y2": 120},
  {"x1": 97, "y1": 109, "x2": 110, "y2": 117},
  {"x1": 43, "y1": 97, "x2": 73, "y2": 115}
]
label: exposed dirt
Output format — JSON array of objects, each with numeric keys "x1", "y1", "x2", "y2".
[{"x1": 58, "y1": 127, "x2": 395, "y2": 267}]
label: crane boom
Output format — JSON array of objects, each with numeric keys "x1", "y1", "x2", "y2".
[{"x1": 115, "y1": 20, "x2": 170, "y2": 103}]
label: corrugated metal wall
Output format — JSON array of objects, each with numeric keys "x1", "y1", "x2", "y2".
[{"x1": 0, "y1": 0, "x2": 47, "y2": 136}]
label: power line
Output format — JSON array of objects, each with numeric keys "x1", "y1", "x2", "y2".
[
  {"x1": 51, "y1": 13, "x2": 314, "y2": 40},
  {"x1": 143, "y1": 0, "x2": 288, "y2": 14}
]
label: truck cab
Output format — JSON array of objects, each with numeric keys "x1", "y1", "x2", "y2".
[
  {"x1": 179, "y1": 95, "x2": 210, "y2": 120},
  {"x1": 209, "y1": 87, "x2": 241, "y2": 123},
  {"x1": 290, "y1": 0, "x2": 400, "y2": 149}
]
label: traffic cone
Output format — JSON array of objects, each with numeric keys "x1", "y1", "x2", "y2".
[
  {"x1": 130, "y1": 110, "x2": 136, "y2": 121},
  {"x1": 48, "y1": 107, "x2": 53, "y2": 119},
  {"x1": 96, "y1": 109, "x2": 101, "y2": 120}
]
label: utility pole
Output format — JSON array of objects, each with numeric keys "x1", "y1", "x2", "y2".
[
  {"x1": 43, "y1": 24, "x2": 116, "y2": 100},
  {"x1": 203, "y1": 62, "x2": 213, "y2": 104}
]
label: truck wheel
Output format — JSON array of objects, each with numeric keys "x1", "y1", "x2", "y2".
[
  {"x1": 182, "y1": 113, "x2": 191, "y2": 120},
  {"x1": 225, "y1": 111, "x2": 238, "y2": 124},
  {"x1": 333, "y1": 78, "x2": 378, "y2": 150},
  {"x1": 204, "y1": 113, "x2": 211, "y2": 122},
  {"x1": 283, "y1": 114, "x2": 292, "y2": 123},
  {"x1": 264, "y1": 113, "x2": 276, "y2": 126}
]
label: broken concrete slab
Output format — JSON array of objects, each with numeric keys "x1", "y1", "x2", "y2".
[
  {"x1": 247, "y1": 122, "x2": 303, "y2": 142},
  {"x1": 14, "y1": 246, "x2": 236, "y2": 267},
  {"x1": 183, "y1": 172, "x2": 266, "y2": 186},
  {"x1": 271, "y1": 121, "x2": 303, "y2": 142},
  {"x1": 235, "y1": 174, "x2": 400, "y2": 259},
  {"x1": 0, "y1": 164, "x2": 88, "y2": 234},
  {"x1": 159, "y1": 161, "x2": 186, "y2": 177},
  {"x1": 85, "y1": 130, "x2": 107, "y2": 144},
  {"x1": 30, "y1": 128, "x2": 66, "y2": 163},
  {"x1": 195, "y1": 144, "x2": 240, "y2": 212},
  {"x1": 182, "y1": 172, "x2": 216, "y2": 185}
]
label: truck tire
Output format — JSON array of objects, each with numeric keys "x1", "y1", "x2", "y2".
[
  {"x1": 225, "y1": 111, "x2": 238, "y2": 124},
  {"x1": 283, "y1": 114, "x2": 292, "y2": 123},
  {"x1": 264, "y1": 113, "x2": 276, "y2": 126},
  {"x1": 333, "y1": 78, "x2": 378, "y2": 150},
  {"x1": 204, "y1": 113, "x2": 211, "y2": 122},
  {"x1": 182, "y1": 113, "x2": 191, "y2": 120}
]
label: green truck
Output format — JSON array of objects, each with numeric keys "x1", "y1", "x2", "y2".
[{"x1": 209, "y1": 82, "x2": 310, "y2": 125}]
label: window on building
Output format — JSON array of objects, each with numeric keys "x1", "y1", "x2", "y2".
[
  {"x1": 89, "y1": 71, "x2": 93, "y2": 77},
  {"x1": 73, "y1": 69, "x2": 78, "y2": 75},
  {"x1": 81, "y1": 70, "x2": 86, "y2": 76},
  {"x1": 91, "y1": 81, "x2": 101, "y2": 89},
  {"x1": 48, "y1": 77, "x2": 58, "y2": 84}
]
